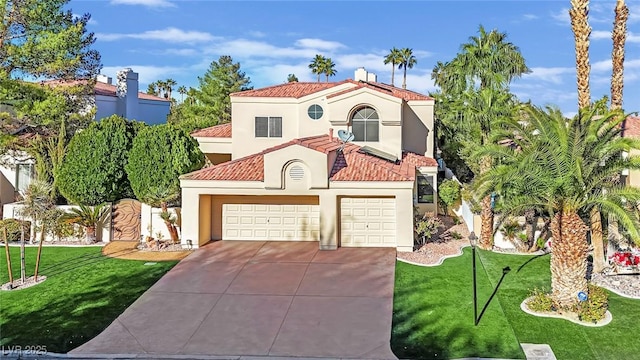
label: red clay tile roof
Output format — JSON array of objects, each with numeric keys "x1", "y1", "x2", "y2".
[
  {"x1": 181, "y1": 134, "x2": 437, "y2": 182},
  {"x1": 41, "y1": 79, "x2": 169, "y2": 102},
  {"x1": 230, "y1": 80, "x2": 433, "y2": 101},
  {"x1": 191, "y1": 123, "x2": 232, "y2": 138},
  {"x1": 623, "y1": 116, "x2": 640, "y2": 138},
  {"x1": 327, "y1": 80, "x2": 433, "y2": 101}
]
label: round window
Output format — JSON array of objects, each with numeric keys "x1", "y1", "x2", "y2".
[{"x1": 307, "y1": 104, "x2": 323, "y2": 120}]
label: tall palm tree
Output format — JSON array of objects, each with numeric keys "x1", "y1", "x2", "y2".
[
  {"x1": 570, "y1": 0, "x2": 592, "y2": 110},
  {"x1": 146, "y1": 83, "x2": 158, "y2": 96},
  {"x1": 156, "y1": 80, "x2": 167, "y2": 98},
  {"x1": 384, "y1": 47, "x2": 403, "y2": 87},
  {"x1": 322, "y1": 57, "x2": 337, "y2": 82},
  {"x1": 165, "y1": 78, "x2": 177, "y2": 99},
  {"x1": 309, "y1": 54, "x2": 325, "y2": 82},
  {"x1": 178, "y1": 85, "x2": 187, "y2": 103},
  {"x1": 592, "y1": 0, "x2": 630, "y2": 273},
  {"x1": 432, "y1": 25, "x2": 530, "y2": 249},
  {"x1": 475, "y1": 105, "x2": 640, "y2": 308},
  {"x1": 398, "y1": 48, "x2": 417, "y2": 89}
]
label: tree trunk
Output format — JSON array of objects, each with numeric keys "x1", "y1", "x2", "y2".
[
  {"x1": 591, "y1": 207, "x2": 606, "y2": 273},
  {"x1": 550, "y1": 210, "x2": 589, "y2": 309},
  {"x1": 402, "y1": 67, "x2": 408, "y2": 89},
  {"x1": 570, "y1": 0, "x2": 592, "y2": 109},
  {"x1": 3, "y1": 227, "x2": 13, "y2": 284},
  {"x1": 160, "y1": 202, "x2": 179, "y2": 244},
  {"x1": 479, "y1": 157, "x2": 494, "y2": 250},
  {"x1": 524, "y1": 209, "x2": 536, "y2": 250},
  {"x1": 391, "y1": 65, "x2": 395, "y2": 87},
  {"x1": 34, "y1": 225, "x2": 45, "y2": 281},
  {"x1": 610, "y1": 0, "x2": 628, "y2": 110},
  {"x1": 86, "y1": 226, "x2": 96, "y2": 244},
  {"x1": 480, "y1": 195, "x2": 494, "y2": 249}
]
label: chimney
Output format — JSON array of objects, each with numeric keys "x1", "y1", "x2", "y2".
[
  {"x1": 366, "y1": 72, "x2": 377, "y2": 82},
  {"x1": 329, "y1": 128, "x2": 334, "y2": 141},
  {"x1": 354, "y1": 67, "x2": 368, "y2": 82},
  {"x1": 116, "y1": 68, "x2": 139, "y2": 120},
  {"x1": 96, "y1": 74, "x2": 112, "y2": 84}
]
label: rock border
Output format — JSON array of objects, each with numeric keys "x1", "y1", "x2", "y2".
[
  {"x1": 1, "y1": 276, "x2": 47, "y2": 291},
  {"x1": 520, "y1": 296, "x2": 612, "y2": 327},
  {"x1": 397, "y1": 243, "x2": 470, "y2": 267}
]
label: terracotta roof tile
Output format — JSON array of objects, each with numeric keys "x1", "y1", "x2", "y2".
[
  {"x1": 230, "y1": 79, "x2": 433, "y2": 101},
  {"x1": 42, "y1": 79, "x2": 169, "y2": 102},
  {"x1": 182, "y1": 134, "x2": 437, "y2": 182},
  {"x1": 623, "y1": 116, "x2": 640, "y2": 138},
  {"x1": 191, "y1": 123, "x2": 232, "y2": 138}
]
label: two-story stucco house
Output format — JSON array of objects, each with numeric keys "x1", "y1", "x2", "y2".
[{"x1": 179, "y1": 68, "x2": 439, "y2": 252}]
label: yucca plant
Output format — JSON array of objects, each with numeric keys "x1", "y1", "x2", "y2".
[
  {"x1": 61, "y1": 204, "x2": 109, "y2": 244},
  {"x1": 474, "y1": 105, "x2": 640, "y2": 309}
]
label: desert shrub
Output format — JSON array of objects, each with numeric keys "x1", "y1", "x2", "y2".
[
  {"x1": 573, "y1": 284, "x2": 609, "y2": 323},
  {"x1": 527, "y1": 288, "x2": 553, "y2": 312},
  {"x1": 415, "y1": 213, "x2": 444, "y2": 244},
  {"x1": 450, "y1": 231, "x2": 462, "y2": 240},
  {"x1": 0, "y1": 218, "x2": 31, "y2": 242},
  {"x1": 452, "y1": 215, "x2": 462, "y2": 225}
]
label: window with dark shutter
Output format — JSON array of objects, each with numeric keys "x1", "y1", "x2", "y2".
[{"x1": 255, "y1": 117, "x2": 268, "y2": 137}]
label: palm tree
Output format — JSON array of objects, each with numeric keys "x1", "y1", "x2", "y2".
[
  {"x1": 570, "y1": 0, "x2": 592, "y2": 110},
  {"x1": 398, "y1": 48, "x2": 417, "y2": 89},
  {"x1": 18, "y1": 180, "x2": 53, "y2": 282},
  {"x1": 165, "y1": 78, "x2": 177, "y2": 99},
  {"x1": 146, "y1": 186, "x2": 181, "y2": 243},
  {"x1": 156, "y1": 80, "x2": 167, "y2": 98},
  {"x1": 591, "y1": 0, "x2": 630, "y2": 273},
  {"x1": 474, "y1": 105, "x2": 640, "y2": 308},
  {"x1": 178, "y1": 85, "x2": 187, "y2": 103},
  {"x1": 321, "y1": 57, "x2": 337, "y2": 82},
  {"x1": 61, "y1": 204, "x2": 109, "y2": 244},
  {"x1": 309, "y1": 54, "x2": 325, "y2": 82},
  {"x1": 432, "y1": 25, "x2": 530, "y2": 249},
  {"x1": 384, "y1": 47, "x2": 403, "y2": 87},
  {"x1": 287, "y1": 74, "x2": 299, "y2": 83},
  {"x1": 147, "y1": 83, "x2": 158, "y2": 96}
]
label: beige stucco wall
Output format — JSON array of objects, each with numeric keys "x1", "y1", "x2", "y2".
[
  {"x1": 179, "y1": 183, "x2": 415, "y2": 251},
  {"x1": 205, "y1": 153, "x2": 232, "y2": 165},
  {"x1": 263, "y1": 144, "x2": 329, "y2": 189},
  {"x1": 196, "y1": 137, "x2": 232, "y2": 158},
  {"x1": 230, "y1": 85, "x2": 432, "y2": 161},
  {"x1": 626, "y1": 149, "x2": 640, "y2": 187}
]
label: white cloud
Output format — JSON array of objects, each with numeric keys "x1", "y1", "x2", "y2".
[
  {"x1": 163, "y1": 48, "x2": 199, "y2": 56},
  {"x1": 523, "y1": 14, "x2": 538, "y2": 20},
  {"x1": 97, "y1": 27, "x2": 217, "y2": 43},
  {"x1": 207, "y1": 39, "x2": 318, "y2": 58},
  {"x1": 592, "y1": 30, "x2": 640, "y2": 43},
  {"x1": 110, "y1": 0, "x2": 175, "y2": 8},
  {"x1": 335, "y1": 53, "x2": 387, "y2": 74},
  {"x1": 522, "y1": 66, "x2": 574, "y2": 84},
  {"x1": 248, "y1": 31, "x2": 266, "y2": 38},
  {"x1": 551, "y1": 8, "x2": 570, "y2": 24},
  {"x1": 294, "y1": 38, "x2": 346, "y2": 51}
]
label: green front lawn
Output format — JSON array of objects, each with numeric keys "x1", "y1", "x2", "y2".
[
  {"x1": 0, "y1": 246, "x2": 177, "y2": 353},
  {"x1": 392, "y1": 248, "x2": 640, "y2": 360}
]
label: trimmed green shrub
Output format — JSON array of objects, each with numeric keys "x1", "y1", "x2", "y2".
[
  {"x1": 573, "y1": 284, "x2": 609, "y2": 323},
  {"x1": 58, "y1": 115, "x2": 145, "y2": 205},
  {"x1": 438, "y1": 179, "x2": 461, "y2": 215},
  {"x1": 125, "y1": 124, "x2": 205, "y2": 205}
]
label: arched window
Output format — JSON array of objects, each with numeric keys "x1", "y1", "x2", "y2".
[{"x1": 351, "y1": 106, "x2": 379, "y2": 142}]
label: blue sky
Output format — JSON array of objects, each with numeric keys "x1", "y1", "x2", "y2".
[{"x1": 70, "y1": 0, "x2": 640, "y2": 116}]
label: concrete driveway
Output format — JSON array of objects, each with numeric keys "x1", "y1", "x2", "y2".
[{"x1": 72, "y1": 241, "x2": 398, "y2": 359}]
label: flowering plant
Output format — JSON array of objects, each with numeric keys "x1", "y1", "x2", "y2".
[{"x1": 609, "y1": 251, "x2": 640, "y2": 267}]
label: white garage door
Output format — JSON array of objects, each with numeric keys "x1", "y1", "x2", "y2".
[
  {"x1": 340, "y1": 197, "x2": 396, "y2": 247},
  {"x1": 222, "y1": 204, "x2": 320, "y2": 241}
]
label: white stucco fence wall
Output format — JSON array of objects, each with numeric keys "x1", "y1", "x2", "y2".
[{"x1": 140, "y1": 204, "x2": 181, "y2": 241}]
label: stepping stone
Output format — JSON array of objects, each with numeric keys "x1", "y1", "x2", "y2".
[{"x1": 521, "y1": 343, "x2": 557, "y2": 360}]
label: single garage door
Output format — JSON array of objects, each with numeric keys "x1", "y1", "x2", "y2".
[
  {"x1": 222, "y1": 204, "x2": 320, "y2": 241},
  {"x1": 340, "y1": 197, "x2": 396, "y2": 247}
]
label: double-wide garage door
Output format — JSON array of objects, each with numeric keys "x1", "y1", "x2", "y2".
[
  {"x1": 222, "y1": 204, "x2": 320, "y2": 241},
  {"x1": 340, "y1": 198, "x2": 396, "y2": 247}
]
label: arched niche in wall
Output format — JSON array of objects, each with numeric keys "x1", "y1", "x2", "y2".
[{"x1": 283, "y1": 160, "x2": 312, "y2": 190}]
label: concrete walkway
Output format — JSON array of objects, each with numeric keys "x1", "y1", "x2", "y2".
[{"x1": 72, "y1": 241, "x2": 398, "y2": 359}]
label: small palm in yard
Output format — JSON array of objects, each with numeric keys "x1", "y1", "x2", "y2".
[
  {"x1": 474, "y1": 105, "x2": 640, "y2": 309},
  {"x1": 61, "y1": 204, "x2": 109, "y2": 244}
]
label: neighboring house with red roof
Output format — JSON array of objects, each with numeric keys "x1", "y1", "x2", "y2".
[
  {"x1": 1, "y1": 68, "x2": 170, "y2": 216},
  {"x1": 181, "y1": 68, "x2": 438, "y2": 252}
]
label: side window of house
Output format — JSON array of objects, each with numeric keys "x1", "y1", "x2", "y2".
[
  {"x1": 351, "y1": 107, "x2": 379, "y2": 142},
  {"x1": 255, "y1": 117, "x2": 282, "y2": 138},
  {"x1": 15, "y1": 163, "x2": 34, "y2": 193},
  {"x1": 417, "y1": 174, "x2": 434, "y2": 203}
]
